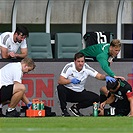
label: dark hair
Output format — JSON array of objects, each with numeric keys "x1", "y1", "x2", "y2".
[
  {"x1": 110, "y1": 39, "x2": 121, "y2": 47},
  {"x1": 106, "y1": 79, "x2": 119, "y2": 90},
  {"x1": 15, "y1": 25, "x2": 29, "y2": 37},
  {"x1": 74, "y1": 52, "x2": 85, "y2": 61}
]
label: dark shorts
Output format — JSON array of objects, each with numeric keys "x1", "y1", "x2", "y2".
[
  {"x1": 104, "y1": 107, "x2": 130, "y2": 116},
  {"x1": 0, "y1": 84, "x2": 14, "y2": 104}
]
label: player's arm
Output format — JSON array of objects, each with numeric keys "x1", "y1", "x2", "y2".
[
  {"x1": 1, "y1": 46, "x2": 10, "y2": 58},
  {"x1": 15, "y1": 48, "x2": 28, "y2": 58},
  {"x1": 95, "y1": 73, "x2": 116, "y2": 83},
  {"x1": 58, "y1": 75, "x2": 80, "y2": 85},
  {"x1": 96, "y1": 55, "x2": 115, "y2": 77},
  {"x1": 100, "y1": 94, "x2": 115, "y2": 109},
  {"x1": 14, "y1": 81, "x2": 31, "y2": 107},
  {"x1": 95, "y1": 73, "x2": 106, "y2": 80},
  {"x1": 96, "y1": 54, "x2": 125, "y2": 80},
  {"x1": 106, "y1": 94, "x2": 115, "y2": 104},
  {"x1": 86, "y1": 63, "x2": 116, "y2": 82},
  {"x1": 58, "y1": 63, "x2": 74, "y2": 85},
  {"x1": 58, "y1": 75, "x2": 71, "y2": 85}
]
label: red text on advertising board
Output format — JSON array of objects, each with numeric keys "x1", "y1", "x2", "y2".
[{"x1": 21, "y1": 74, "x2": 54, "y2": 107}]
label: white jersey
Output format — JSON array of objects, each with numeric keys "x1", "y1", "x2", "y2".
[
  {"x1": 0, "y1": 32, "x2": 27, "y2": 58},
  {"x1": 60, "y1": 62, "x2": 98, "y2": 92},
  {"x1": 0, "y1": 62, "x2": 23, "y2": 88}
]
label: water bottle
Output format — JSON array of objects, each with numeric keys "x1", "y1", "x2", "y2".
[{"x1": 93, "y1": 102, "x2": 98, "y2": 117}]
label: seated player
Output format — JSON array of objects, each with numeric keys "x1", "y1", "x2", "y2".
[{"x1": 99, "y1": 79, "x2": 133, "y2": 116}]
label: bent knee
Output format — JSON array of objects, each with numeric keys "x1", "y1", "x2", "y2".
[
  {"x1": 57, "y1": 84, "x2": 63, "y2": 91},
  {"x1": 100, "y1": 86, "x2": 109, "y2": 96},
  {"x1": 100, "y1": 86, "x2": 106, "y2": 92},
  {"x1": 13, "y1": 84, "x2": 26, "y2": 93}
]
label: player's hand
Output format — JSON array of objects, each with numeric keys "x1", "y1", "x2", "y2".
[
  {"x1": 8, "y1": 52, "x2": 16, "y2": 58},
  {"x1": 114, "y1": 76, "x2": 125, "y2": 80},
  {"x1": 71, "y1": 78, "x2": 81, "y2": 84},
  {"x1": 105, "y1": 76, "x2": 116, "y2": 83},
  {"x1": 100, "y1": 102, "x2": 106, "y2": 110}
]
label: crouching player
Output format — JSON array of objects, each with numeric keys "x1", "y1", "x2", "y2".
[
  {"x1": 98, "y1": 79, "x2": 133, "y2": 117},
  {"x1": 0, "y1": 57, "x2": 35, "y2": 117}
]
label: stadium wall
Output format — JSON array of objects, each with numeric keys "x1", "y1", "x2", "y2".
[{"x1": 0, "y1": 0, "x2": 132, "y2": 24}]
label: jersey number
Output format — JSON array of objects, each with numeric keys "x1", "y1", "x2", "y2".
[
  {"x1": 110, "y1": 107, "x2": 115, "y2": 115},
  {"x1": 95, "y1": 32, "x2": 107, "y2": 43}
]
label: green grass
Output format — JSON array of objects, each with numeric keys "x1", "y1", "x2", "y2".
[{"x1": 0, "y1": 117, "x2": 133, "y2": 133}]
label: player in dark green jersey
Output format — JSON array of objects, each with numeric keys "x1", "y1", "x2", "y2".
[
  {"x1": 80, "y1": 39, "x2": 124, "y2": 79},
  {"x1": 98, "y1": 79, "x2": 133, "y2": 116}
]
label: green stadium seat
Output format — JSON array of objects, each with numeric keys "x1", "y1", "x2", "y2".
[
  {"x1": 55, "y1": 33, "x2": 82, "y2": 58},
  {"x1": 27, "y1": 32, "x2": 53, "y2": 59}
]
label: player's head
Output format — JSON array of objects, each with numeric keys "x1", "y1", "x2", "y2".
[
  {"x1": 21, "y1": 57, "x2": 36, "y2": 74},
  {"x1": 106, "y1": 79, "x2": 120, "y2": 93},
  {"x1": 74, "y1": 52, "x2": 85, "y2": 72},
  {"x1": 14, "y1": 25, "x2": 29, "y2": 43},
  {"x1": 74, "y1": 52, "x2": 85, "y2": 61},
  {"x1": 15, "y1": 25, "x2": 29, "y2": 37},
  {"x1": 110, "y1": 39, "x2": 121, "y2": 47},
  {"x1": 109, "y1": 39, "x2": 121, "y2": 57}
]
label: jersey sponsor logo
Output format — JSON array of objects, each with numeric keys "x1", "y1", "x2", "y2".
[
  {"x1": 118, "y1": 91, "x2": 122, "y2": 96},
  {"x1": 114, "y1": 93, "x2": 123, "y2": 100}
]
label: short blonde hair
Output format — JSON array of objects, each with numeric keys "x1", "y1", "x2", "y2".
[
  {"x1": 21, "y1": 57, "x2": 36, "y2": 70},
  {"x1": 110, "y1": 39, "x2": 121, "y2": 47}
]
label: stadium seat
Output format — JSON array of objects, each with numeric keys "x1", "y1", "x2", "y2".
[
  {"x1": 55, "y1": 33, "x2": 82, "y2": 58},
  {"x1": 27, "y1": 32, "x2": 53, "y2": 59}
]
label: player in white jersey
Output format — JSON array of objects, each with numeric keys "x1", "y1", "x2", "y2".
[
  {"x1": 0, "y1": 57, "x2": 36, "y2": 117},
  {"x1": 57, "y1": 52, "x2": 116, "y2": 116},
  {"x1": 0, "y1": 25, "x2": 29, "y2": 59}
]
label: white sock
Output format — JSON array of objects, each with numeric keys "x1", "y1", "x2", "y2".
[{"x1": 8, "y1": 108, "x2": 15, "y2": 112}]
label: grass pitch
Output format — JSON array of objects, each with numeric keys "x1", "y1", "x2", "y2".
[{"x1": 0, "y1": 117, "x2": 133, "y2": 133}]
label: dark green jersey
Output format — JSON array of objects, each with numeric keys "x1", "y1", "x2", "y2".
[{"x1": 80, "y1": 43, "x2": 115, "y2": 77}]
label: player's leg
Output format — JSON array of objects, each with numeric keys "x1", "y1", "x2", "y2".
[
  {"x1": 5, "y1": 83, "x2": 26, "y2": 117},
  {"x1": 9, "y1": 83, "x2": 26, "y2": 108},
  {"x1": 69, "y1": 90, "x2": 99, "y2": 116},
  {"x1": 57, "y1": 84, "x2": 71, "y2": 116}
]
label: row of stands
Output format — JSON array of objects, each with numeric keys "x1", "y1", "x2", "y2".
[
  {"x1": 26, "y1": 32, "x2": 113, "y2": 59},
  {"x1": 27, "y1": 32, "x2": 82, "y2": 59},
  {"x1": 0, "y1": 32, "x2": 113, "y2": 59}
]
